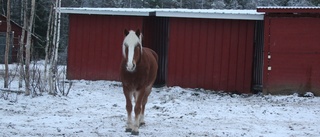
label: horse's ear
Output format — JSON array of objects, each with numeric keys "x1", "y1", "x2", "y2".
[
  {"x1": 135, "y1": 29, "x2": 140, "y2": 37},
  {"x1": 124, "y1": 29, "x2": 129, "y2": 36}
]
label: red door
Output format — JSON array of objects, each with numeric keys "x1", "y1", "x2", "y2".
[
  {"x1": 263, "y1": 17, "x2": 320, "y2": 95},
  {"x1": 167, "y1": 18, "x2": 255, "y2": 93}
]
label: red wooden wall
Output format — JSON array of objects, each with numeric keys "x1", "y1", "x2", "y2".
[
  {"x1": 0, "y1": 15, "x2": 23, "y2": 63},
  {"x1": 67, "y1": 14, "x2": 143, "y2": 80},
  {"x1": 167, "y1": 18, "x2": 255, "y2": 93},
  {"x1": 263, "y1": 16, "x2": 320, "y2": 95}
]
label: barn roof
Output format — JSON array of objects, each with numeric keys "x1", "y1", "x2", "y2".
[
  {"x1": 59, "y1": 8, "x2": 264, "y2": 20},
  {"x1": 257, "y1": 6, "x2": 320, "y2": 13},
  {"x1": 154, "y1": 9, "x2": 263, "y2": 20},
  {"x1": 59, "y1": 8, "x2": 153, "y2": 16}
]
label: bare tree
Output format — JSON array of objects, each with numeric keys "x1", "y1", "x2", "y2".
[
  {"x1": 19, "y1": 0, "x2": 27, "y2": 88},
  {"x1": 25, "y1": 0, "x2": 36, "y2": 96},
  {"x1": 4, "y1": 0, "x2": 11, "y2": 88},
  {"x1": 49, "y1": 0, "x2": 61, "y2": 95},
  {"x1": 44, "y1": 5, "x2": 53, "y2": 82}
]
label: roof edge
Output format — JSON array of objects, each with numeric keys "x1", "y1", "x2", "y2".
[{"x1": 257, "y1": 6, "x2": 320, "y2": 13}]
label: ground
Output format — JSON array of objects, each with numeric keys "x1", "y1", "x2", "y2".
[{"x1": 0, "y1": 63, "x2": 320, "y2": 137}]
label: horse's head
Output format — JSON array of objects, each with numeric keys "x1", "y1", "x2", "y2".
[{"x1": 122, "y1": 29, "x2": 143, "y2": 72}]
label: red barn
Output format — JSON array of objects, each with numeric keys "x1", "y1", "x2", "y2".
[
  {"x1": 0, "y1": 15, "x2": 23, "y2": 63},
  {"x1": 257, "y1": 7, "x2": 320, "y2": 96},
  {"x1": 61, "y1": 8, "x2": 264, "y2": 94}
]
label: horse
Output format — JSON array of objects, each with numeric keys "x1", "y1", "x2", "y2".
[{"x1": 120, "y1": 29, "x2": 158, "y2": 135}]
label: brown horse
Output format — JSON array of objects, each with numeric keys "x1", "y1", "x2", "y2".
[{"x1": 120, "y1": 29, "x2": 158, "y2": 135}]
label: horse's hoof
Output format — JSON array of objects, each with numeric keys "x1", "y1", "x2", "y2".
[
  {"x1": 139, "y1": 122, "x2": 145, "y2": 127},
  {"x1": 125, "y1": 128, "x2": 132, "y2": 132},
  {"x1": 131, "y1": 131, "x2": 139, "y2": 135}
]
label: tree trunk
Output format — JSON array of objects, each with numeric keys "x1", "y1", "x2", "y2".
[
  {"x1": 49, "y1": 0, "x2": 60, "y2": 95},
  {"x1": 44, "y1": 6, "x2": 53, "y2": 82},
  {"x1": 4, "y1": 0, "x2": 11, "y2": 88},
  {"x1": 25, "y1": 0, "x2": 36, "y2": 96},
  {"x1": 19, "y1": 0, "x2": 27, "y2": 88}
]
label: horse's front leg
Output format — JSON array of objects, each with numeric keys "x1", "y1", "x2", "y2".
[
  {"x1": 140, "y1": 86, "x2": 152, "y2": 126},
  {"x1": 132, "y1": 91, "x2": 144, "y2": 135},
  {"x1": 124, "y1": 90, "x2": 133, "y2": 132}
]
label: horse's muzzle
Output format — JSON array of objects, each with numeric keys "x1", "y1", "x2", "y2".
[{"x1": 126, "y1": 63, "x2": 136, "y2": 72}]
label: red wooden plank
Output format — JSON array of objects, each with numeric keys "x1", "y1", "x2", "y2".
[
  {"x1": 212, "y1": 20, "x2": 223, "y2": 90},
  {"x1": 101, "y1": 16, "x2": 110, "y2": 79},
  {"x1": 74, "y1": 14, "x2": 83, "y2": 80},
  {"x1": 183, "y1": 18, "x2": 194, "y2": 88},
  {"x1": 189, "y1": 19, "x2": 200, "y2": 88},
  {"x1": 235, "y1": 20, "x2": 248, "y2": 92},
  {"x1": 74, "y1": 15, "x2": 85, "y2": 79},
  {"x1": 67, "y1": 14, "x2": 77, "y2": 79},
  {"x1": 172, "y1": 18, "x2": 185, "y2": 87},
  {"x1": 87, "y1": 15, "x2": 97, "y2": 80},
  {"x1": 220, "y1": 20, "x2": 231, "y2": 90},
  {"x1": 204, "y1": 20, "x2": 215, "y2": 89},
  {"x1": 94, "y1": 15, "x2": 103, "y2": 79},
  {"x1": 243, "y1": 21, "x2": 255, "y2": 93},
  {"x1": 227, "y1": 20, "x2": 239, "y2": 91},
  {"x1": 108, "y1": 16, "x2": 121, "y2": 80},
  {"x1": 197, "y1": 19, "x2": 209, "y2": 88},
  {"x1": 167, "y1": 18, "x2": 179, "y2": 86}
]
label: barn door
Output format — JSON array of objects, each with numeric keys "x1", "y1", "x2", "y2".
[
  {"x1": 264, "y1": 17, "x2": 320, "y2": 95},
  {"x1": 143, "y1": 17, "x2": 169, "y2": 86}
]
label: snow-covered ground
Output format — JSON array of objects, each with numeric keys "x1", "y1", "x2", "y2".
[{"x1": 1, "y1": 64, "x2": 320, "y2": 137}]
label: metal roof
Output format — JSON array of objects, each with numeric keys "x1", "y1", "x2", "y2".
[
  {"x1": 154, "y1": 9, "x2": 263, "y2": 20},
  {"x1": 59, "y1": 8, "x2": 264, "y2": 20},
  {"x1": 257, "y1": 6, "x2": 320, "y2": 13},
  {"x1": 59, "y1": 8, "x2": 153, "y2": 16}
]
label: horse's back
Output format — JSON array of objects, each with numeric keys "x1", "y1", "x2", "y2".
[
  {"x1": 143, "y1": 47, "x2": 158, "y2": 63},
  {"x1": 142, "y1": 47, "x2": 158, "y2": 85}
]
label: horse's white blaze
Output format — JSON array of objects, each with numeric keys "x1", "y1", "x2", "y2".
[
  {"x1": 123, "y1": 30, "x2": 143, "y2": 72},
  {"x1": 126, "y1": 46, "x2": 135, "y2": 71}
]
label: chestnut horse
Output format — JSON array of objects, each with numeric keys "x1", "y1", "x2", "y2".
[{"x1": 120, "y1": 29, "x2": 158, "y2": 135}]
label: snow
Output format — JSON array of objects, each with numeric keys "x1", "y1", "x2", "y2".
[
  {"x1": 59, "y1": 7, "x2": 264, "y2": 20},
  {"x1": 257, "y1": 6, "x2": 320, "y2": 9},
  {"x1": 1, "y1": 64, "x2": 320, "y2": 137}
]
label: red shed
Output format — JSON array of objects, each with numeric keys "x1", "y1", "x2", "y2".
[
  {"x1": 61, "y1": 8, "x2": 150, "y2": 80},
  {"x1": 61, "y1": 8, "x2": 264, "y2": 93},
  {"x1": 0, "y1": 15, "x2": 23, "y2": 63},
  {"x1": 257, "y1": 7, "x2": 320, "y2": 96}
]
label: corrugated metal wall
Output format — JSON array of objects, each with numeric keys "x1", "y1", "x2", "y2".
[
  {"x1": 263, "y1": 16, "x2": 320, "y2": 95},
  {"x1": 252, "y1": 21, "x2": 264, "y2": 93},
  {"x1": 67, "y1": 14, "x2": 143, "y2": 80},
  {"x1": 167, "y1": 18, "x2": 255, "y2": 93},
  {"x1": 143, "y1": 17, "x2": 169, "y2": 86}
]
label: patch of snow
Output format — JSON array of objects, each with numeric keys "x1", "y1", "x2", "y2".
[{"x1": 1, "y1": 64, "x2": 320, "y2": 136}]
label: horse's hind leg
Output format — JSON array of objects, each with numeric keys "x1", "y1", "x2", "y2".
[{"x1": 124, "y1": 90, "x2": 133, "y2": 132}]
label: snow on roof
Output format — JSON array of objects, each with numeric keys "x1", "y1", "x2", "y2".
[
  {"x1": 59, "y1": 7, "x2": 264, "y2": 20},
  {"x1": 154, "y1": 9, "x2": 263, "y2": 20},
  {"x1": 59, "y1": 8, "x2": 153, "y2": 16},
  {"x1": 257, "y1": 6, "x2": 320, "y2": 9},
  {"x1": 257, "y1": 6, "x2": 320, "y2": 13}
]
